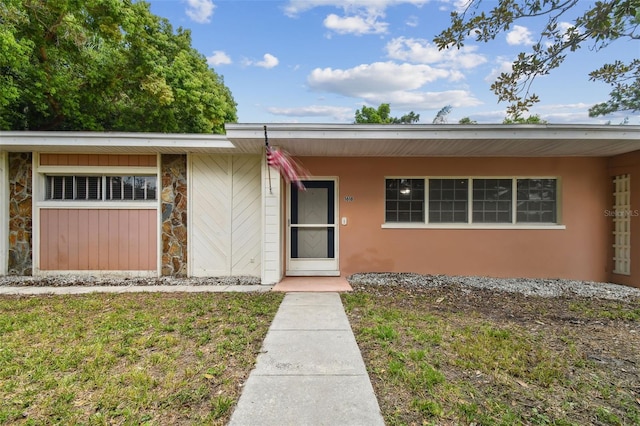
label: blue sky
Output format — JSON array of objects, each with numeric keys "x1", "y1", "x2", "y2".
[{"x1": 146, "y1": 0, "x2": 638, "y2": 124}]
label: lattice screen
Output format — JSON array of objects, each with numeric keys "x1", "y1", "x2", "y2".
[{"x1": 612, "y1": 174, "x2": 631, "y2": 275}]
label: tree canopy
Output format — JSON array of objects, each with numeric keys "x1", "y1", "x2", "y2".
[
  {"x1": 354, "y1": 104, "x2": 420, "y2": 123},
  {"x1": 434, "y1": 0, "x2": 640, "y2": 120},
  {"x1": 0, "y1": 0, "x2": 237, "y2": 132}
]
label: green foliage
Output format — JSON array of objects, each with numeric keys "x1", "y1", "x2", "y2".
[
  {"x1": 0, "y1": 0, "x2": 237, "y2": 132},
  {"x1": 354, "y1": 103, "x2": 420, "y2": 123},
  {"x1": 503, "y1": 114, "x2": 548, "y2": 124},
  {"x1": 434, "y1": 0, "x2": 640, "y2": 119},
  {"x1": 458, "y1": 116, "x2": 478, "y2": 124}
]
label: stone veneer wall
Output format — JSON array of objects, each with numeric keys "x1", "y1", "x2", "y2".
[
  {"x1": 8, "y1": 153, "x2": 33, "y2": 275},
  {"x1": 161, "y1": 154, "x2": 187, "y2": 276}
]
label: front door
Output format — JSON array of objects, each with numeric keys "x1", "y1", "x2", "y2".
[{"x1": 287, "y1": 179, "x2": 339, "y2": 276}]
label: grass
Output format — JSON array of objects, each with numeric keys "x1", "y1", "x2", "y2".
[
  {"x1": 0, "y1": 291, "x2": 283, "y2": 425},
  {"x1": 3, "y1": 282, "x2": 639, "y2": 425},
  {"x1": 343, "y1": 285, "x2": 640, "y2": 426}
]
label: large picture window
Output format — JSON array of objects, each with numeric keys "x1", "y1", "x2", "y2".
[
  {"x1": 385, "y1": 177, "x2": 558, "y2": 225},
  {"x1": 46, "y1": 175, "x2": 157, "y2": 201}
]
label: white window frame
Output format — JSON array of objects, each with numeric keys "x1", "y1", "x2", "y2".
[
  {"x1": 382, "y1": 176, "x2": 564, "y2": 230},
  {"x1": 37, "y1": 165, "x2": 159, "y2": 209}
]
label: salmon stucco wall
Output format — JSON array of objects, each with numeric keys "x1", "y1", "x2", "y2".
[
  {"x1": 608, "y1": 150, "x2": 640, "y2": 288},
  {"x1": 296, "y1": 156, "x2": 611, "y2": 283}
]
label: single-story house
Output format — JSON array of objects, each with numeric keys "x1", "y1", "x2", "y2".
[{"x1": 1, "y1": 123, "x2": 639, "y2": 288}]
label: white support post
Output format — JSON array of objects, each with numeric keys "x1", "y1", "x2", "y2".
[
  {"x1": 261, "y1": 154, "x2": 283, "y2": 285},
  {"x1": 0, "y1": 151, "x2": 7, "y2": 275}
]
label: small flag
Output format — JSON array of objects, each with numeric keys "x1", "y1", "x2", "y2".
[{"x1": 264, "y1": 125, "x2": 308, "y2": 190}]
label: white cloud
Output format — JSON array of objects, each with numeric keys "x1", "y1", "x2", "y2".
[
  {"x1": 386, "y1": 37, "x2": 487, "y2": 69},
  {"x1": 367, "y1": 89, "x2": 482, "y2": 109},
  {"x1": 267, "y1": 105, "x2": 354, "y2": 121},
  {"x1": 506, "y1": 25, "x2": 535, "y2": 45},
  {"x1": 405, "y1": 15, "x2": 419, "y2": 27},
  {"x1": 324, "y1": 12, "x2": 388, "y2": 35},
  {"x1": 308, "y1": 61, "x2": 457, "y2": 96},
  {"x1": 184, "y1": 0, "x2": 215, "y2": 24},
  {"x1": 307, "y1": 61, "x2": 481, "y2": 109},
  {"x1": 256, "y1": 53, "x2": 279, "y2": 69},
  {"x1": 284, "y1": 0, "x2": 428, "y2": 17},
  {"x1": 284, "y1": 0, "x2": 427, "y2": 36},
  {"x1": 532, "y1": 102, "x2": 614, "y2": 124},
  {"x1": 244, "y1": 53, "x2": 280, "y2": 69},
  {"x1": 206, "y1": 50, "x2": 231, "y2": 66}
]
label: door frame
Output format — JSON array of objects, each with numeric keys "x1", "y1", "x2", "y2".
[{"x1": 286, "y1": 177, "x2": 340, "y2": 276}]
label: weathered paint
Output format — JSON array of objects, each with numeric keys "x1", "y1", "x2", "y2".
[
  {"x1": 39, "y1": 209, "x2": 157, "y2": 271},
  {"x1": 291, "y1": 156, "x2": 612, "y2": 284}
]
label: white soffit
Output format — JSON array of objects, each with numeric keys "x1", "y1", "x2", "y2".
[
  {"x1": 225, "y1": 123, "x2": 640, "y2": 157},
  {"x1": 0, "y1": 131, "x2": 235, "y2": 154}
]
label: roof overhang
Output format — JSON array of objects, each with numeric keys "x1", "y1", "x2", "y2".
[
  {"x1": 0, "y1": 131, "x2": 235, "y2": 154},
  {"x1": 1, "y1": 124, "x2": 639, "y2": 157},
  {"x1": 225, "y1": 123, "x2": 640, "y2": 157}
]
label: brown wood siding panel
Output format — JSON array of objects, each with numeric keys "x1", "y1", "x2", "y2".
[
  {"x1": 78, "y1": 210, "x2": 90, "y2": 269},
  {"x1": 98, "y1": 210, "x2": 109, "y2": 269},
  {"x1": 129, "y1": 209, "x2": 140, "y2": 269},
  {"x1": 40, "y1": 154, "x2": 157, "y2": 167},
  {"x1": 138, "y1": 211, "x2": 148, "y2": 269},
  {"x1": 39, "y1": 210, "x2": 51, "y2": 269},
  {"x1": 87, "y1": 210, "x2": 100, "y2": 269},
  {"x1": 40, "y1": 209, "x2": 157, "y2": 271},
  {"x1": 118, "y1": 210, "x2": 130, "y2": 269}
]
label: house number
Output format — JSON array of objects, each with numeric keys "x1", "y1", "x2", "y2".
[{"x1": 344, "y1": 196, "x2": 354, "y2": 202}]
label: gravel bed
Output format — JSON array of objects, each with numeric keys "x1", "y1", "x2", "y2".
[
  {"x1": 348, "y1": 272, "x2": 640, "y2": 301},
  {"x1": 2, "y1": 273, "x2": 640, "y2": 301},
  {"x1": 0, "y1": 275, "x2": 261, "y2": 287}
]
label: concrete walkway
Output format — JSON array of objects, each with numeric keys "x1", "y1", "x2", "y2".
[{"x1": 228, "y1": 292, "x2": 384, "y2": 426}]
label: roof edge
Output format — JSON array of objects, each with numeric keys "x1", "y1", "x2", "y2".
[{"x1": 225, "y1": 123, "x2": 640, "y2": 140}]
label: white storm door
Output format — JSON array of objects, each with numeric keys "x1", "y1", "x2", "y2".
[{"x1": 287, "y1": 179, "x2": 339, "y2": 276}]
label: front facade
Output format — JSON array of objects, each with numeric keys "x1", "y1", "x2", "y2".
[{"x1": 1, "y1": 124, "x2": 639, "y2": 288}]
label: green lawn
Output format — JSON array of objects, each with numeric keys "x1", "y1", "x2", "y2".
[
  {"x1": 0, "y1": 292, "x2": 283, "y2": 425},
  {"x1": 343, "y1": 285, "x2": 640, "y2": 426}
]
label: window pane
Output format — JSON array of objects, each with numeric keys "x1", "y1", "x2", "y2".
[
  {"x1": 76, "y1": 176, "x2": 88, "y2": 199},
  {"x1": 109, "y1": 176, "x2": 122, "y2": 200},
  {"x1": 384, "y1": 179, "x2": 425, "y2": 222},
  {"x1": 472, "y1": 179, "x2": 512, "y2": 223},
  {"x1": 517, "y1": 179, "x2": 557, "y2": 223},
  {"x1": 47, "y1": 176, "x2": 64, "y2": 200},
  {"x1": 64, "y1": 176, "x2": 73, "y2": 199},
  {"x1": 146, "y1": 177, "x2": 157, "y2": 200},
  {"x1": 429, "y1": 179, "x2": 468, "y2": 223},
  {"x1": 75, "y1": 176, "x2": 101, "y2": 200},
  {"x1": 122, "y1": 176, "x2": 134, "y2": 200}
]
